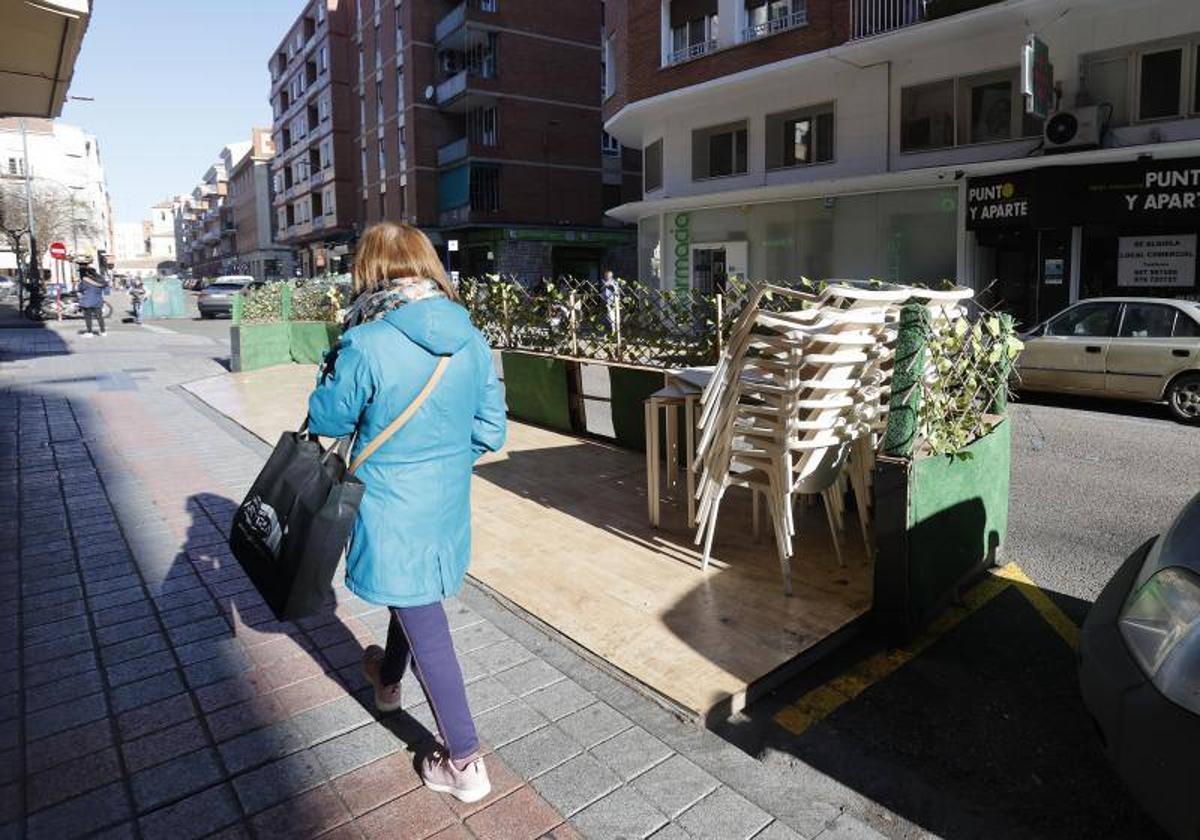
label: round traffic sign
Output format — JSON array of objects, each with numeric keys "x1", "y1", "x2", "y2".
[{"x1": 49, "y1": 242, "x2": 67, "y2": 260}]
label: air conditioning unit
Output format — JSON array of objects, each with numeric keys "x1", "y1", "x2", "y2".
[{"x1": 1043, "y1": 106, "x2": 1102, "y2": 154}]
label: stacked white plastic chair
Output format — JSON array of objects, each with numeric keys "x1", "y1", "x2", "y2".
[{"x1": 691, "y1": 281, "x2": 971, "y2": 595}]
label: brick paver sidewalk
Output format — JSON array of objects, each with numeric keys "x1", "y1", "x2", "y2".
[{"x1": 0, "y1": 321, "x2": 899, "y2": 840}]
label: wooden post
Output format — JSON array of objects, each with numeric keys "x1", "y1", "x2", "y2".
[
  {"x1": 568, "y1": 290, "x2": 579, "y2": 357},
  {"x1": 614, "y1": 289, "x2": 622, "y2": 360},
  {"x1": 501, "y1": 285, "x2": 511, "y2": 348},
  {"x1": 715, "y1": 293, "x2": 724, "y2": 359}
]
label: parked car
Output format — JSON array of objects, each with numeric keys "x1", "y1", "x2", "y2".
[
  {"x1": 197, "y1": 275, "x2": 254, "y2": 319},
  {"x1": 1080, "y1": 490, "x2": 1200, "y2": 840},
  {"x1": 1015, "y1": 297, "x2": 1200, "y2": 422}
]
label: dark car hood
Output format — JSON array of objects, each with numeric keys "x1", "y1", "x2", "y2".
[{"x1": 1132, "y1": 490, "x2": 1200, "y2": 591}]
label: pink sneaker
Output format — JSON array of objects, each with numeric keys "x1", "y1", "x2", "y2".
[
  {"x1": 361, "y1": 645, "x2": 402, "y2": 713},
  {"x1": 420, "y1": 750, "x2": 491, "y2": 804}
]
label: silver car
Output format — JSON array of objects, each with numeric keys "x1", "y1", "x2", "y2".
[{"x1": 1016, "y1": 297, "x2": 1200, "y2": 422}]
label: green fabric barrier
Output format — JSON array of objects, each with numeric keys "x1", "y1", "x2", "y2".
[
  {"x1": 906, "y1": 418, "x2": 1011, "y2": 622},
  {"x1": 607, "y1": 366, "x2": 664, "y2": 452},
  {"x1": 882, "y1": 304, "x2": 928, "y2": 457},
  {"x1": 500, "y1": 351, "x2": 572, "y2": 432},
  {"x1": 142, "y1": 278, "x2": 187, "y2": 319},
  {"x1": 290, "y1": 322, "x2": 342, "y2": 365},
  {"x1": 232, "y1": 323, "x2": 292, "y2": 372}
]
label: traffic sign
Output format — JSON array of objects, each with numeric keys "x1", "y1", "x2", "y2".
[{"x1": 49, "y1": 242, "x2": 67, "y2": 260}]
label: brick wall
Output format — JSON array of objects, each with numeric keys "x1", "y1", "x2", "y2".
[{"x1": 602, "y1": 0, "x2": 850, "y2": 123}]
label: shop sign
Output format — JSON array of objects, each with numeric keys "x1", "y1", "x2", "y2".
[
  {"x1": 966, "y1": 174, "x2": 1032, "y2": 228},
  {"x1": 671, "y1": 213, "x2": 691, "y2": 294},
  {"x1": 1117, "y1": 234, "x2": 1196, "y2": 288},
  {"x1": 1021, "y1": 35, "x2": 1053, "y2": 119}
]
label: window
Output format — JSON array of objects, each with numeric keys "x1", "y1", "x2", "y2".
[
  {"x1": 375, "y1": 44, "x2": 382, "y2": 72},
  {"x1": 323, "y1": 186, "x2": 336, "y2": 217},
  {"x1": 901, "y1": 80, "x2": 955, "y2": 151},
  {"x1": 1082, "y1": 38, "x2": 1200, "y2": 125},
  {"x1": 468, "y1": 106, "x2": 498, "y2": 146},
  {"x1": 378, "y1": 138, "x2": 386, "y2": 179},
  {"x1": 359, "y1": 95, "x2": 366, "y2": 129},
  {"x1": 277, "y1": 207, "x2": 288, "y2": 231},
  {"x1": 693, "y1": 121, "x2": 748, "y2": 179},
  {"x1": 7, "y1": 157, "x2": 24, "y2": 176},
  {"x1": 397, "y1": 22, "x2": 404, "y2": 54},
  {"x1": 901, "y1": 68, "x2": 1040, "y2": 152},
  {"x1": 1175, "y1": 310, "x2": 1200, "y2": 337},
  {"x1": 766, "y1": 103, "x2": 833, "y2": 168},
  {"x1": 744, "y1": 0, "x2": 806, "y2": 41},
  {"x1": 360, "y1": 146, "x2": 368, "y2": 184},
  {"x1": 602, "y1": 130, "x2": 621, "y2": 156},
  {"x1": 470, "y1": 165, "x2": 501, "y2": 212},
  {"x1": 669, "y1": 1, "x2": 718, "y2": 64},
  {"x1": 319, "y1": 93, "x2": 331, "y2": 122},
  {"x1": 644, "y1": 139, "x2": 663, "y2": 192},
  {"x1": 464, "y1": 32, "x2": 498, "y2": 78},
  {"x1": 320, "y1": 138, "x2": 333, "y2": 169},
  {"x1": 1139, "y1": 48, "x2": 1184, "y2": 120},
  {"x1": 397, "y1": 67, "x2": 405, "y2": 113},
  {"x1": 376, "y1": 79, "x2": 384, "y2": 124},
  {"x1": 399, "y1": 125, "x2": 407, "y2": 159},
  {"x1": 1046, "y1": 302, "x2": 1120, "y2": 337},
  {"x1": 603, "y1": 35, "x2": 615, "y2": 99},
  {"x1": 316, "y1": 1, "x2": 326, "y2": 24},
  {"x1": 358, "y1": 48, "x2": 364, "y2": 81},
  {"x1": 318, "y1": 46, "x2": 329, "y2": 74},
  {"x1": 312, "y1": 190, "x2": 324, "y2": 217},
  {"x1": 1119, "y1": 303, "x2": 1178, "y2": 338}
]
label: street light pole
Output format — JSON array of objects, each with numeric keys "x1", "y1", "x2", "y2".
[{"x1": 20, "y1": 119, "x2": 40, "y2": 286}]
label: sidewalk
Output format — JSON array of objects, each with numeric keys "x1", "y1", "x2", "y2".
[{"x1": 0, "y1": 319, "x2": 909, "y2": 840}]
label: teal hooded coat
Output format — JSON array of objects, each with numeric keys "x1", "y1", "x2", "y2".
[{"x1": 307, "y1": 296, "x2": 507, "y2": 607}]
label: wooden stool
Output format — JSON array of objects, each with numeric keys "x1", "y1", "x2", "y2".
[{"x1": 644, "y1": 384, "x2": 697, "y2": 529}]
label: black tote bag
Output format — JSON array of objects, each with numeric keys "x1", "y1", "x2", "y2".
[{"x1": 229, "y1": 357, "x2": 450, "y2": 621}]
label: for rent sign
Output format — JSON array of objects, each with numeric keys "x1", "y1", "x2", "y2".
[{"x1": 1117, "y1": 234, "x2": 1197, "y2": 288}]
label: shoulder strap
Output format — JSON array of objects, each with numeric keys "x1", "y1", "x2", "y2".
[{"x1": 348, "y1": 356, "x2": 451, "y2": 474}]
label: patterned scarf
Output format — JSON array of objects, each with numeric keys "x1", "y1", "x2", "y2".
[{"x1": 342, "y1": 277, "x2": 444, "y2": 330}]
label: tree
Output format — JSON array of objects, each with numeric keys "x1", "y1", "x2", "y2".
[{"x1": 0, "y1": 179, "x2": 101, "y2": 260}]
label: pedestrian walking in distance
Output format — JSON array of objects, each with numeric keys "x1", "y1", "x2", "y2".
[
  {"x1": 129, "y1": 276, "x2": 147, "y2": 325},
  {"x1": 77, "y1": 262, "x2": 109, "y2": 337},
  {"x1": 308, "y1": 222, "x2": 507, "y2": 803},
  {"x1": 602, "y1": 268, "x2": 621, "y2": 332}
]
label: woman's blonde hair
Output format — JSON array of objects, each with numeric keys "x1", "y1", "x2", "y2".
[{"x1": 352, "y1": 222, "x2": 457, "y2": 300}]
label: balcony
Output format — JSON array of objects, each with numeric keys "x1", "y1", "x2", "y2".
[
  {"x1": 743, "y1": 10, "x2": 808, "y2": 42},
  {"x1": 850, "y1": 0, "x2": 1001, "y2": 39},
  {"x1": 437, "y1": 137, "x2": 468, "y2": 166},
  {"x1": 667, "y1": 39, "x2": 717, "y2": 66},
  {"x1": 435, "y1": 2, "x2": 466, "y2": 44},
  {"x1": 436, "y1": 70, "x2": 496, "y2": 113}
]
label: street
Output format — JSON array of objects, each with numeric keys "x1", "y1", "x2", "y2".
[{"x1": 734, "y1": 393, "x2": 1200, "y2": 839}]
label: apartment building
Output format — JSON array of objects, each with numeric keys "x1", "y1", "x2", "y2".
[
  {"x1": 229, "y1": 128, "x2": 294, "y2": 280},
  {"x1": 604, "y1": 0, "x2": 1200, "y2": 326},
  {"x1": 0, "y1": 118, "x2": 113, "y2": 272},
  {"x1": 177, "y1": 142, "x2": 248, "y2": 277},
  {"x1": 269, "y1": 0, "x2": 359, "y2": 276},
  {"x1": 339, "y1": 0, "x2": 640, "y2": 281}
]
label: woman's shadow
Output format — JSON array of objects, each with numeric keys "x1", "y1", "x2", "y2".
[{"x1": 178, "y1": 491, "x2": 441, "y2": 775}]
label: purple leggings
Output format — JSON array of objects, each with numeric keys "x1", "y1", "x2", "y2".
[{"x1": 380, "y1": 602, "x2": 479, "y2": 762}]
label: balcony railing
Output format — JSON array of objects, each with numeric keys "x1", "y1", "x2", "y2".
[
  {"x1": 743, "y1": 10, "x2": 808, "y2": 42},
  {"x1": 439, "y1": 205, "x2": 471, "y2": 227},
  {"x1": 851, "y1": 0, "x2": 926, "y2": 39},
  {"x1": 667, "y1": 39, "x2": 718, "y2": 66},
  {"x1": 435, "y1": 2, "x2": 466, "y2": 43},
  {"x1": 437, "y1": 70, "x2": 468, "y2": 105},
  {"x1": 437, "y1": 137, "x2": 468, "y2": 166}
]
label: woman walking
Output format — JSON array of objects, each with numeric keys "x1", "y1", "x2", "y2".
[{"x1": 307, "y1": 222, "x2": 507, "y2": 803}]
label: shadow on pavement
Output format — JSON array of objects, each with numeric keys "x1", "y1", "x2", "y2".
[
  {"x1": 1012, "y1": 389, "x2": 1172, "y2": 423},
  {"x1": 716, "y1": 582, "x2": 1167, "y2": 840}
]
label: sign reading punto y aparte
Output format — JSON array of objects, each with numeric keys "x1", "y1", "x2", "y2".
[{"x1": 966, "y1": 157, "x2": 1200, "y2": 228}]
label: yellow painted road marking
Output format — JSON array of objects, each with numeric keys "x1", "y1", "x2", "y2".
[
  {"x1": 990, "y1": 562, "x2": 1081, "y2": 650},
  {"x1": 774, "y1": 562, "x2": 1078, "y2": 736}
]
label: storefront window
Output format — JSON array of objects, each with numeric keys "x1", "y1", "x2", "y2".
[{"x1": 638, "y1": 216, "x2": 661, "y2": 285}]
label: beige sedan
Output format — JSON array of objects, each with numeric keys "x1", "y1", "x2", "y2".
[{"x1": 1015, "y1": 297, "x2": 1200, "y2": 422}]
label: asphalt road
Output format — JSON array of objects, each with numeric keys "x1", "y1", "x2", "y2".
[{"x1": 1007, "y1": 391, "x2": 1200, "y2": 603}]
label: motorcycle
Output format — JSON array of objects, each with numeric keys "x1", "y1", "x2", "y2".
[{"x1": 25, "y1": 290, "x2": 113, "y2": 322}]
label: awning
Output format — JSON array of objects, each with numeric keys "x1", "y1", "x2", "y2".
[{"x1": 0, "y1": 0, "x2": 92, "y2": 118}]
